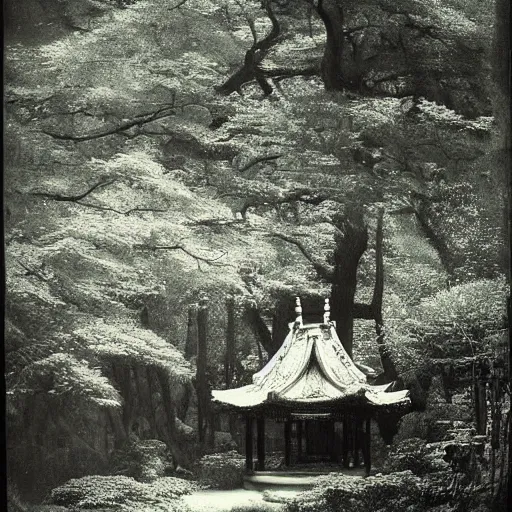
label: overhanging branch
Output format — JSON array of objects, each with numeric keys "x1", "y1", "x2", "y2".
[
  {"x1": 76, "y1": 203, "x2": 167, "y2": 215},
  {"x1": 29, "y1": 180, "x2": 167, "y2": 216},
  {"x1": 133, "y1": 243, "x2": 229, "y2": 266},
  {"x1": 30, "y1": 179, "x2": 117, "y2": 201},
  {"x1": 240, "y1": 188, "x2": 332, "y2": 218},
  {"x1": 270, "y1": 232, "x2": 333, "y2": 281},
  {"x1": 216, "y1": 0, "x2": 280, "y2": 96},
  {"x1": 239, "y1": 154, "x2": 282, "y2": 173},
  {"x1": 42, "y1": 103, "x2": 177, "y2": 142}
]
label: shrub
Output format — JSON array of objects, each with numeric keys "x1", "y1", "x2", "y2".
[
  {"x1": 110, "y1": 439, "x2": 169, "y2": 482},
  {"x1": 382, "y1": 438, "x2": 449, "y2": 475},
  {"x1": 231, "y1": 504, "x2": 281, "y2": 512},
  {"x1": 197, "y1": 451, "x2": 245, "y2": 489},
  {"x1": 286, "y1": 471, "x2": 423, "y2": 512},
  {"x1": 201, "y1": 432, "x2": 238, "y2": 455},
  {"x1": 285, "y1": 486, "x2": 328, "y2": 512},
  {"x1": 50, "y1": 475, "x2": 197, "y2": 510},
  {"x1": 149, "y1": 477, "x2": 199, "y2": 499},
  {"x1": 26, "y1": 507, "x2": 70, "y2": 512}
]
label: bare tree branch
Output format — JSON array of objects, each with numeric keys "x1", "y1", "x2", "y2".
[
  {"x1": 270, "y1": 232, "x2": 333, "y2": 281},
  {"x1": 216, "y1": 0, "x2": 280, "y2": 96},
  {"x1": 76, "y1": 203, "x2": 167, "y2": 215},
  {"x1": 29, "y1": 180, "x2": 167, "y2": 216},
  {"x1": 186, "y1": 218, "x2": 244, "y2": 227},
  {"x1": 133, "y1": 243, "x2": 229, "y2": 266},
  {"x1": 16, "y1": 261, "x2": 49, "y2": 282},
  {"x1": 170, "y1": 0, "x2": 189, "y2": 10},
  {"x1": 238, "y1": 154, "x2": 282, "y2": 173},
  {"x1": 239, "y1": 188, "x2": 332, "y2": 218},
  {"x1": 30, "y1": 179, "x2": 117, "y2": 202},
  {"x1": 234, "y1": 0, "x2": 258, "y2": 43},
  {"x1": 42, "y1": 103, "x2": 177, "y2": 142}
]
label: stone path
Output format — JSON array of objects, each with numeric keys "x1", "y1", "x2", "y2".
[
  {"x1": 182, "y1": 470, "x2": 365, "y2": 510},
  {"x1": 182, "y1": 489, "x2": 289, "y2": 511}
]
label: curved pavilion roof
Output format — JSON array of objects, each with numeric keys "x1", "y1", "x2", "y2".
[{"x1": 212, "y1": 322, "x2": 410, "y2": 413}]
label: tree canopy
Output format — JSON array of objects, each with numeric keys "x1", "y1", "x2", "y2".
[{"x1": 4, "y1": 0, "x2": 509, "y2": 504}]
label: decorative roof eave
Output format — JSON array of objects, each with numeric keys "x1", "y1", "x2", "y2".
[
  {"x1": 211, "y1": 395, "x2": 411, "y2": 419},
  {"x1": 212, "y1": 298, "x2": 412, "y2": 416},
  {"x1": 211, "y1": 386, "x2": 411, "y2": 414}
]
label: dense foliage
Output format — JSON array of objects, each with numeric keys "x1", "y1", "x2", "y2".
[
  {"x1": 4, "y1": 0, "x2": 509, "y2": 510},
  {"x1": 50, "y1": 475, "x2": 196, "y2": 511},
  {"x1": 197, "y1": 451, "x2": 246, "y2": 489}
]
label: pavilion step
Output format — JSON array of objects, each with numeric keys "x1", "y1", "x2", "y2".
[
  {"x1": 244, "y1": 473, "x2": 322, "y2": 491},
  {"x1": 244, "y1": 470, "x2": 364, "y2": 491}
]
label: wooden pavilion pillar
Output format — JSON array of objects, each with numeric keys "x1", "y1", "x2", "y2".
[
  {"x1": 363, "y1": 418, "x2": 372, "y2": 476},
  {"x1": 256, "y1": 417, "x2": 265, "y2": 470},
  {"x1": 245, "y1": 416, "x2": 254, "y2": 471},
  {"x1": 284, "y1": 420, "x2": 292, "y2": 466},
  {"x1": 342, "y1": 417, "x2": 350, "y2": 468},
  {"x1": 353, "y1": 418, "x2": 362, "y2": 467},
  {"x1": 329, "y1": 420, "x2": 337, "y2": 462},
  {"x1": 297, "y1": 420, "x2": 303, "y2": 461}
]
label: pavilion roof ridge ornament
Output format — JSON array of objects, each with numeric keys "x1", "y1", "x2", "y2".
[
  {"x1": 323, "y1": 298, "x2": 330, "y2": 324},
  {"x1": 294, "y1": 296, "x2": 333, "y2": 329},
  {"x1": 294, "y1": 296, "x2": 303, "y2": 328}
]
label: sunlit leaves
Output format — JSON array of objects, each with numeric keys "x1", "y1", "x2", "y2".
[
  {"x1": 419, "y1": 277, "x2": 508, "y2": 332},
  {"x1": 14, "y1": 353, "x2": 122, "y2": 408},
  {"x1": 73, "y1": 318, "x2": 194, "y2": 381}
]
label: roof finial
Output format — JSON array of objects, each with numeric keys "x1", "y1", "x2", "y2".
[
  {"x1": 295, "y1": 296, "x2": 303, "y2": 327},
  {"x1": 323, "y1": 298, "x2": 330, "y2": 324}
]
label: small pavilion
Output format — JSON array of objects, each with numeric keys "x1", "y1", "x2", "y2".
[{"x1": 212, "y1": 298, "x2": 411, "y2": 475}]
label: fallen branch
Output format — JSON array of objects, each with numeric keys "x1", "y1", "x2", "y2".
[{"x1": 265, "y1": 65, "x2": 320, "y2": 82}]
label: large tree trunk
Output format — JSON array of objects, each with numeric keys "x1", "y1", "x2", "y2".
[
  {"x1": 330, "y1": 209, "x2": 368, "y2": 358},
  {"x1": 216, "y1": 0, "x2": 280, "y2": 96},
  {"x1": 145, "y1": 366, "x2": 159, "y2": 437},
  {"x1": 196, "y1": 297, "x2": 209, "y2": 445},
  {"x1": 111, "y1": 363, "x2": 136, "y2": 436},
  {"x1": 225, "y1": 296, "x2": 236, "y2": 387},
  {"x1": 184, "y1": 304, "x2": 198, "y2": 360},
  {"x1": 271, "y1": 307, "x2": 290, "y2": 357},
  {"x1": 372, "y1": 210, "x2": 399, "y2": 381},
  {"x1": 107, "y1": 409, "x2": 128, "y2": 450},
  {"x1": 243, "y1": 306, "x2": 275, "y2": 355},
  {"x1": 314, "y1": 0, "x2": 345, "y2": 90},
  {"x1": 155, "y1": 367, "x2": 189, "y2": 468},
  {"x1": 493, "y1": 0, "x2": 511, "y2": 275}
]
